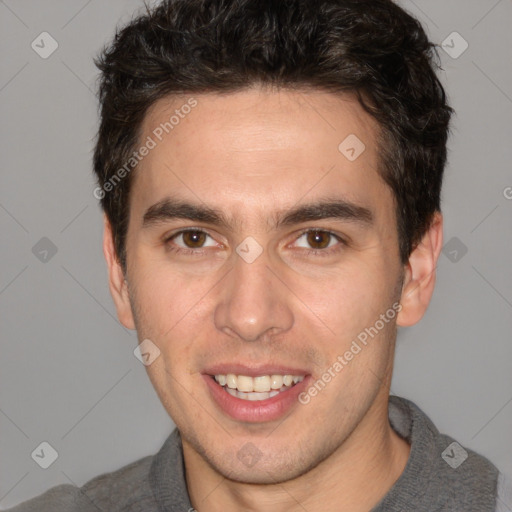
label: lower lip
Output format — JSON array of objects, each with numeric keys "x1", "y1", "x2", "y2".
[{"x1": 203, "y1": 374, "x2": 310, "y2": 423}]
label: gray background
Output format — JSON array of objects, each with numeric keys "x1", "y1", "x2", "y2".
[{"x1": 1, "y1": 0, "x2": 511, "y2": 508}]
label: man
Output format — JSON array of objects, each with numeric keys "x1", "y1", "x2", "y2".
[{"x1": 8, "y1": 0, "x2": 510, "y2": 510}]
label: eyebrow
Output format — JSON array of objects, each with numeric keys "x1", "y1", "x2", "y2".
[{"x1": 142, "y1": 197, "x2": 374, "y2": 230}]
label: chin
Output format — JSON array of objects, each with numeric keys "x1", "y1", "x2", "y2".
[{"x1": 200, "y1": 443, "x2": 324, "y2": 486}]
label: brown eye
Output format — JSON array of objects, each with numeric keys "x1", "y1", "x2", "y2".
[
  {"x1": 166, "y1": 229, "x2": 218, "y2": 253},
  {"x1": 306, "y1": 230, "x2": 332, "y2": 249},
  {"x1": 181, "y1": 230, "x2": 207, "y2": 248},
  {"x1": 292, "y1": 229, "x2": 345, "y2": 256}
]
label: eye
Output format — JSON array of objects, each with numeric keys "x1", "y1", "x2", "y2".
[
  {"x1": 165, "y1": 228, "x2": 219, "y2": 254},
  {"x1": 164, "y1": 228, "x2": 345, "y2": 257},
  {"x1": 291, "y1": 229, "x2": 345, "y2": 255}
]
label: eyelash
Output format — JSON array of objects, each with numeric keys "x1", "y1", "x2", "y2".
[{"x1": 164, "y1": 227, "x2": 346, "y2": 257}]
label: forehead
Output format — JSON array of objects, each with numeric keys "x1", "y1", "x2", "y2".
[{"x1": 130, "y1": 87, "x2": 391, "y2": 227}]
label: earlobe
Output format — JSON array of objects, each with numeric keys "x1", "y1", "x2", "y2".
[
  {"x1": 396, "y1": 212, "x2": 443, "y2": 327},
  {"x1": 103, "y1": 214, "x2": 136, "y2": 330}
]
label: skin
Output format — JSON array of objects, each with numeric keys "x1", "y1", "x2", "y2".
[{"x1": 104, "y1": 86, "x2": 443, "y2": 512}]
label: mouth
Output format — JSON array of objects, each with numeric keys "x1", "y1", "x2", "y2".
[
  {"x1": 202, "y1": 367, "x2": 311, "y2": 423},
  {"x1": 211, "y1": 373, "x2": 305, "y2": 401}
]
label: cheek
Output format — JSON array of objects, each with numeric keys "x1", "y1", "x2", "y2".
[
  {"x1": 130, "y1": 257, "x2": 210, "y2": 331},
  {"x1": 293, "y1": 263, "x2": 385, "y2": 340}
]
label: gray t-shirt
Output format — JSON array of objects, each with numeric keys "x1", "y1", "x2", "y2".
[{"x1": 6, "y1": 395, "x2": 511, "y2": 511}]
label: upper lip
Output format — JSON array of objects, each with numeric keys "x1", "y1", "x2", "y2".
[{"x1": 203, "y1": 364, "x2": 310, "y2": 377}]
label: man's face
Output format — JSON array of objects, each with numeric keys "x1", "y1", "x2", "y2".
[{"x1": 118, "y1": 87, "x2": 406, "y2": 483}]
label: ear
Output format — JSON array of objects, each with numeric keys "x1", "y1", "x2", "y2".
[
  {"x1": 103, "y1": 214, "x2": 136, "y2": 330},
  {"x1": 397, "y1": 211, "x2": 443, "y2": 327}
]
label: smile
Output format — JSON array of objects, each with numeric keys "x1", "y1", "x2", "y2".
[
  {"x1": 213, "y1": 373, "x2": 305, "y2": 401},
  {"x1": 203, "y1": 371, "x2": 310, "y2": 422}
]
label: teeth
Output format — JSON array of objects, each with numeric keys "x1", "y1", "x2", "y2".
[
  {"x1": 237, "y1": 375, "x2": 253, "y2": 392},
  {"x1": 226, "y1": 374, "x2": 237, "y2": 389},
  {"x1": 226, "y1": 386, "x2": 274, "y2": 401},
  {"x1": 239, "y1": 391, "x2": 270, "y2": 401},
  {"x1": 253, "y1": 376, "x2": 271, "y2": 392},
  {"x1": 226, "y1": 387, "x2": 237, "y2": 397},
  {"x1": 270, "y1": 375, "x2": 283, "y2": 390},
  {"x1": 214, "y1": 373, "x2": 305, "y2": 394}
]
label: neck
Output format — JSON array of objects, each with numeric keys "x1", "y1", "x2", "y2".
[{"x1": 183, "y1": 394, "x2": 411, "y2": 512}]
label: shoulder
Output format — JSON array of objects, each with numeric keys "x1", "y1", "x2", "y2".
[
  {"x1": 3, "y1": 483, "x2": 91, "y2": 512},
  {"x1": 4, "y1": 455, "x2": 156, "y2": 512},
  {"x1": 433, "y1": 430, "x2": 499, "y2": 509},
  {"x1": 388, "y1": 396, "x2": 502, "y2": 511}
]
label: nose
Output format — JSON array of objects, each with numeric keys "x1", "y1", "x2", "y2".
[{"x1": 214, "y1": 249, "x2": 294, "y2": 343}]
